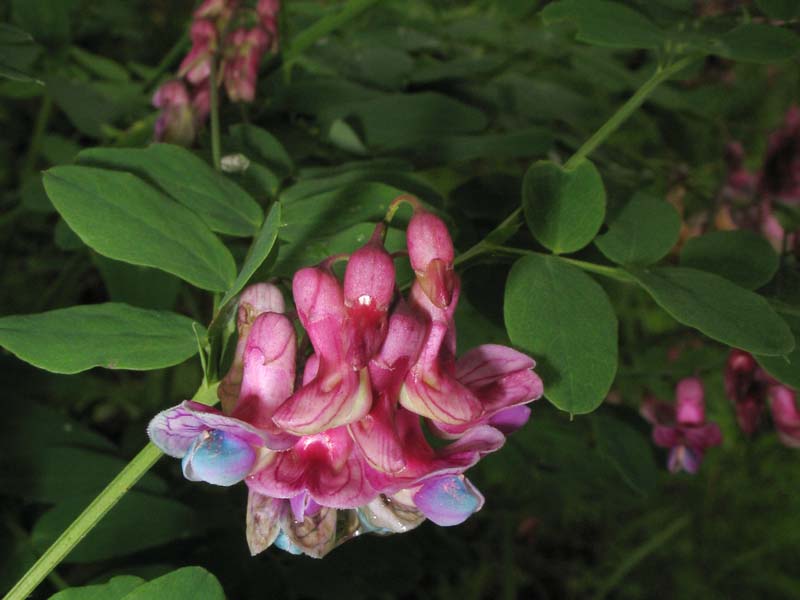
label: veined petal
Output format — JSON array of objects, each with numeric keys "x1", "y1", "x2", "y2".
[
  {"x1": 368, "y1": 300, "x2": 427, "y2": 393},
  {"x1": 246, "y1": 427, "x2": 377, "y2": 509},
  {"x1": 399, "y1": 368, "x2": 483, "y2": 425},
  {"x1": 349, "y1": 393, "x2": 406, "y2": 474},
  {"x1": 487, "y1": 405, "x2": 532, "y2": 434},
  {"x1": 279, "y1": 506, "x2": 340, "y2": 559},
  {"x1": 357, "y1": 493, "x2": 425, "y2": 534},
  {"x1": 246, "y1": 490, "x2": 284, "y2": 556},
  {"x1": 147, "y1": 401, "x2": 268, "y2": 458},
  {"x1": 412, "y1": 475, "x2": 484, "y2": 526},
  {"x1": 272, "y1": 365, "x2": 372, "y2": 435}
]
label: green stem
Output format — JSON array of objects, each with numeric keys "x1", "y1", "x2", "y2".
[
  {"x1": 592, "y1": 516, "x2": 690, "y2": 600},
  {"x1": 557, "y1": 256, "x2": 635, "y2": 283},
  {"x1": 209, "y1": 58, "x2": 222, "y2": 171},
  {"x1": 564, "y1": 56, "x2": 694, "y2": 170},
  {"x1": 5, "y1": 383, "x2": 219, "y2": 600},
  {"x1": 21, "y1": 92, "x2": 53, "y2": 181},
  {"x1": 455, "y1": 55, "x2": 695, "y2": 267}
]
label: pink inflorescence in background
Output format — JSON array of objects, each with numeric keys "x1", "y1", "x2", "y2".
[
  {"x1": 148, "y1": 199, "x2": 543, "y2": 558},
  {"x1": 152, "y1": 0, "x2": 279, "y2": 145}
]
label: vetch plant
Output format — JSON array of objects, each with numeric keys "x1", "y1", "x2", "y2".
[{"x1": 2, "y1": 1, "x2": 800, "y2": 598}]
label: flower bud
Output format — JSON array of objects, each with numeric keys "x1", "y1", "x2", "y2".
[
  {"x1": 407, "y1": 211, "x2": 456, "y2": 308},
  {"x1": 152, "y1": 81, "x2": 195, "y2": 146},
  {"x1": 675, "y1": 377, "x2": 705, "y2": 426},
  {"x1": 343, "y1": 224, "x2": 396, "y2": 367}
]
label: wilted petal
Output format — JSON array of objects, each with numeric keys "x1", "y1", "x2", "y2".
[
  {"x1": 412, "y1": 475, "x2": 484, "y2": 526},
  {"x1": 675, "y1": 377, "x2": 705, "y2": 426},
  {"x1": 246, "y1": 490, "x2": 284, "y2": 556},
  {"x1": 280, "y1": 506, "x2": 339, "y2": 559},
  {"x1": 147, "y1": 401, "x2": 268, "y2": 458},
  {"x1": 357, "y1": 494, "x2": 426, "y2": 534},
  {"x1": 247, "y1": 427, "x2": 376, "y2": 508},
  {"x1": 181, "y1": 429, "x2": 257, "y2": 486}
]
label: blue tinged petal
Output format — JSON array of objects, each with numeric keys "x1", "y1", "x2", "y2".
[
  {"x1": 412, "y1": 475, "x2": 484, "y2": 526},
  {"x1": 181, "y1": 429, "x2": 256, "y2": 486}
]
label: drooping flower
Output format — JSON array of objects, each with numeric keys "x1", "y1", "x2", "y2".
[
  {"x1": 641, "y1": 378, "x2": 722, "y2": 474},
  {"x1": 407, "y1": 210, "x2": 456, "y2": 308},
  {"x1": 152, "y1": 80, "x2": 196, "y2": 146},
  {"x1": 147, "y1": 193, "x2": 543, "y2": 558},
  {"x1": 769, "y1": 386, "x2": 800, "y2": 448}
]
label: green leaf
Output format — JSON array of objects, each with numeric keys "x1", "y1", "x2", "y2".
[
  {"x1": 228, "y1": 124, "x2": 293, "y2": 178},
  {"x1": 629, "y1": 267, "x2": 794, "y2": 356},
  {"x1": 32, "y1": 493, "x2": 209, "y2": 563},
  {"x1": 93, "y1": 255, "x2": 181, "y2": 311},
  {"x1": 280, "y1": 182, "x2": 409, "y2": 243},
  {"x1": 542, "y1": 0, "x2": 666, "y2": 49},
  {"x1": 716, "y1": 24, "x2": 800, "y2": 64},
  {"x1": 504, "y1": 254, "x2": 618, "y2": 414},
  {"x1": 0, "y1": 303, "x2": 201, "y2": 374},
  {"x1": 69, "y1": 46, "x2": 129, "y2": 81},
  {"x1": 0, "y1": 60, "x2": 41, "y2": 84},
  {"x1": 680, "y1": 230, "x2": 779, "y2": 290},
  {"x1": 522, "y1": 159, "x2": 606, "y2": 254},
  {"x1": 43, "y1": 166, "x2": 236, "y2": 291},
  {"x1": 78, "y1": 144, "x2": 263, "y2": 237},
  {"x1": 413, "y1": 127, "x2": 552, "y2": 164},
  {"x1": 595, "y1": 194, "x2": 680, "y2": 265},
  {"x1": 591, "y1": 412, "x2": 658, "y2": 497},
  {"x1": 120, "y1": 567, "x2": 225, "y2": 600},
  {"x1": 50, "y1": 576, "x2": 146, "y2": 600},
  {"x1": 218, "y1": 202, "x2": 282, "y2": 308},
  {"x1": 11, "y1": 0, "x2": 70, "y2": 45},
  {"x1": 756, "y1": 0, "x2": 800, "y2": 19},
  {"x1": 756, "y1": 312, "x2": 800, "y2": 388}
]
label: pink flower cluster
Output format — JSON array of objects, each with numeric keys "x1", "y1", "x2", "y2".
[
  {"x1": 152, "y1": 0, "x2": 279, "y2": 145},
  {"x1": 148, "y1": 202, "x2": 543, "y2": 558},
  {"x1": 725, "y1": 350, "x2": 800, "y2": 447},
  {"x1": 641, "y1": 378, "x2": 722, "y2": 474},
  {"x1": 718, "y1": 105, "x2": 800, "y2": 253}
]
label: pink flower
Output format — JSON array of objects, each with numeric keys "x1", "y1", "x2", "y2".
[
  {"x1": 223, "y1": 27, "x2": 269, "y2": 103},
  {"x1": 178, "y1": 19, "x2": 217, "y2": 85},
  {"x1": 152, "y1": 80, "x2": 196, "y2": 146},
  {"x1": 641, "y1": 378, "x2": 722, "y2": 474},
  {"x1": 769, "y1": 386, "x2": 800, "y2": 448},
  {"x1": 760, "y1": 105, "x2": 800, "y2": 204},
  {"x1": 724, "y1": 349, "x2": 768, "y2": 436},
  {"x1": 407, "y1": 210, "x2": 456, "y2": 308},
  {"x1": 147, "y1": 193, "x2": 543, "y2": 558}
]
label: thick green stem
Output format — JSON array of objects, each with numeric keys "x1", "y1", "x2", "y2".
[
  {"x1": 4, "y1": 383, "x2": 219, "y2": 600},
  {"x1": 209, "y1": 59, "x2": 222, "y2": 171}
]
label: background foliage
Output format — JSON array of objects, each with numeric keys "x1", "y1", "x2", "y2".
[{"x1": 1, "y1": 0, "x2": 799, "y2": 598}]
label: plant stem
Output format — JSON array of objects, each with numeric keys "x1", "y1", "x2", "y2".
[
  {"x1": 209, "y1": 58, "x2": 222, "y2": 171},
  {"x1": 21, "y1": 92, "x2": 53, "y2": 181},
  {"x1": 592, "y1": 516, "x2": 689, "y2": 600},
  {"x1": 455, "y1": 55, "x2": 696, "y2": 267},
  {"x1": 4, "y1": 383, "x2": 219, "y2": 600},
  {"x1": 565, "y1": 56, "x2": 694, "y2": 170},
  {"x1": 557, "y1": 256, "x2": 636, "y2": 283}
]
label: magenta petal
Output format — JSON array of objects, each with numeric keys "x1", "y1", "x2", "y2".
[
  {"x1": 412, "y1": 475, "x2": 484, "y2": 526},
  {"x1": 272, "y1": 364, "x2": 372, "y2": 435},
  {"x1": 487, "y1": 405, "x2": 532, "y2": 434},
  {"x1": 668, "y1": 446, "x2": 701, "y2": 474},
  {"x1": 675, "y1": 377, "x2": 705, "y2": 426},
  {"x1": 247, "y1": 427, "x2": 376, "y2": 509},
  {"x1": 769, "y1": 386, "x2": 800, "y2": 448},
  {"x1": 293, "y1": 267, "x2": 346, "y2": 358},
  {"x1": 368, "y1": 300, "x2": 427, "y2": 393},
  {"x1": 147, "y1": 401, "x2": 268, "y2": 458},
  {"x1": 400, "y1": 369, "x2": 483, "y2": 425},
  {"x1": 349, "y1": 393, "x2": 407, "y2": 474},
  {"x1": 652, "y1": 425, "x2": 680, "y2": 448},
  {"x1": 684, "y1": 423, "x2": 723, "y2": 450}
]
